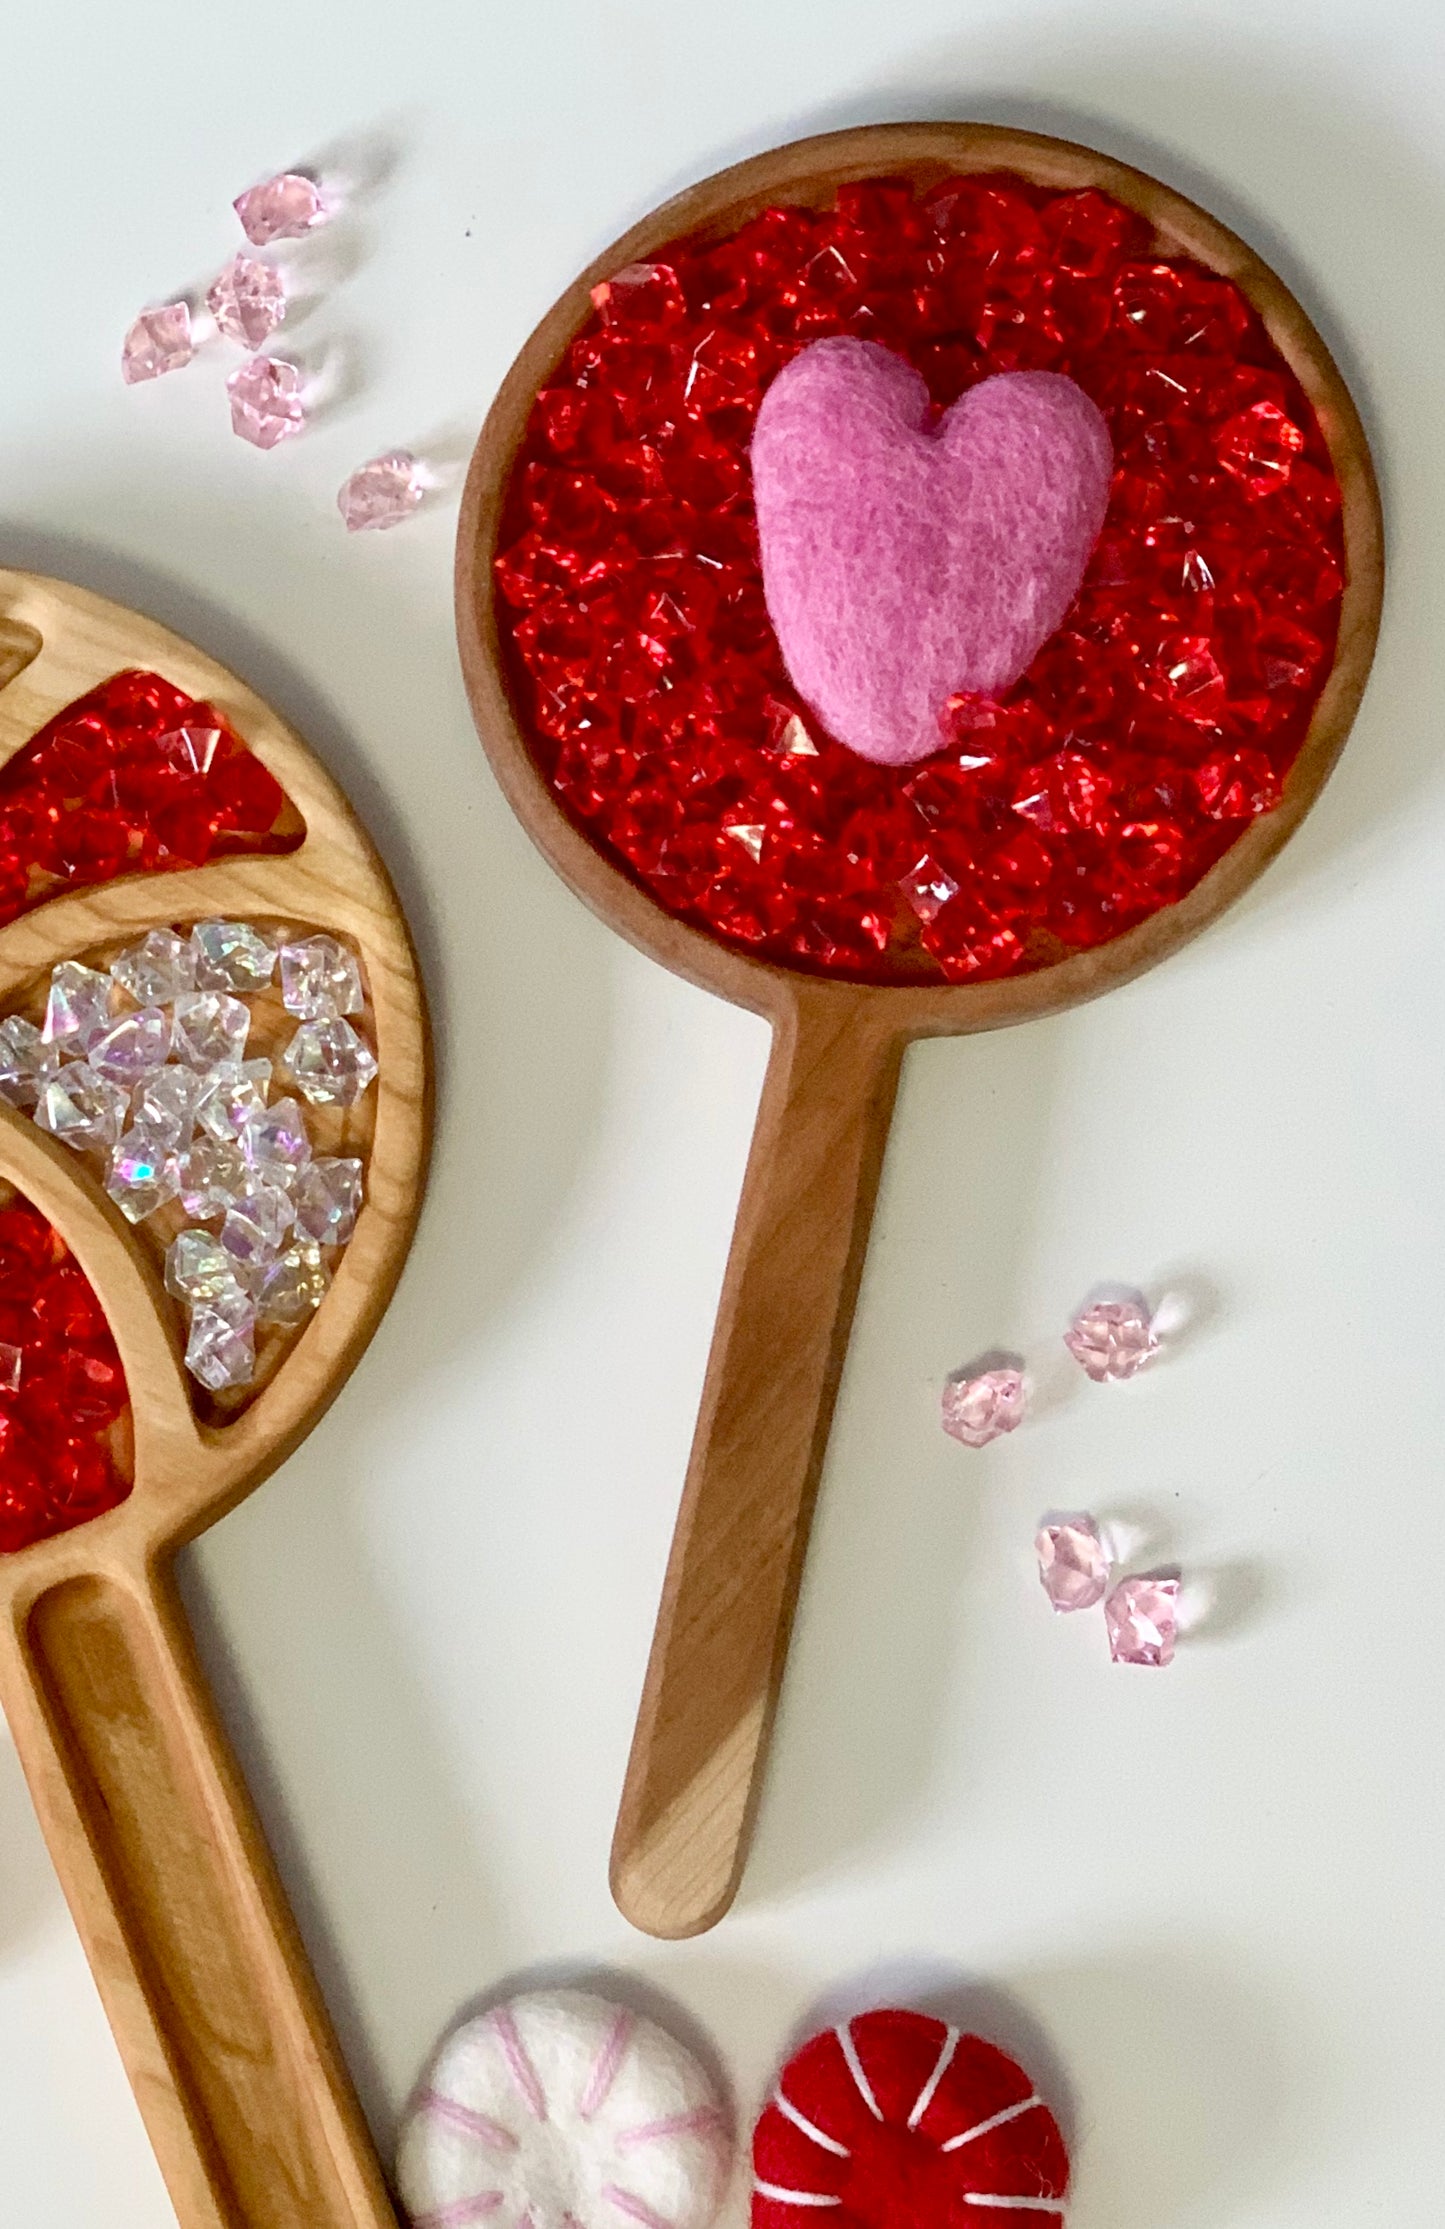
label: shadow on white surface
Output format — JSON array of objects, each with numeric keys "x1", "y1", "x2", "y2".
[
  {"x1": 740, "y1": 1018, "x2": 1068, "y2": 1905},
  {"x1": 0, "y1": 1729, "x2": 61, "y2": 1956}
]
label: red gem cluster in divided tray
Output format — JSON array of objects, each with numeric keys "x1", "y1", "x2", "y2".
[
  {"x1": 0, "y1": 665, "x2": 301, "y2": 925},
  {"x1": 495, "y1": 173, "x2": 1346, "y2": 983},
  {"x1": 0, "y1": 1193, "x2": 129, "y2": 1551}
]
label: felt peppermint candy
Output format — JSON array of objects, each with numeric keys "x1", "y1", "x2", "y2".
[
  {"x1": 752, "y1": 2010, "x2": 1069, "y2": 2227},
  {"x1": 398, "y1": 1989, "x2": 733, "y2": 2229}
]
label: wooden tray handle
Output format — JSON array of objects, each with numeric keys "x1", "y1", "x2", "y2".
[
  {"x1": 1, "y1": 1550, "x2": 397, "y2": 2229},
  {"x1": 610, "y1": 991, "x2": 905, "y2": 1938}
]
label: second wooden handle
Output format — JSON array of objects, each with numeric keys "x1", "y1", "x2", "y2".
[
  {"x1": 610, "y1": 990, "x2": 904, "y2": 1938},
  {"x1": 1, "y1": 1550, "x2": 396, "y2": 2229}
]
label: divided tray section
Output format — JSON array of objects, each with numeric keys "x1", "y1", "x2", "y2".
[{"x1": 0, "y1": 566, "x2": 425, "y2": 2229}]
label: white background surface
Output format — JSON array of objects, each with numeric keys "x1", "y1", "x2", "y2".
[{"x1": 1, "y1": 2, "x2": 1442, "y2": 2223}]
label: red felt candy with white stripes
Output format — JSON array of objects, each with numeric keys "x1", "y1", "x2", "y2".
[{"x1": 752, "y1": 2011, "x2": 1069, "y2": 2228}]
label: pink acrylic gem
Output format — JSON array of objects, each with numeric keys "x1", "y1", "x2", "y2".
[
  {"x1": 1105, "y1": 1575, "x2": 1180, "y2": 1665},
  {"x1": 206, "y1": 255, "x2": 286, "y2": 348},
  {"x1": 1036, "y1": 1514, "x2": 1110, "y2": 1612},
  {"x1": 940, "y1": 1362, "x2": 1025, "y2": 1448},
  {"x1": 121, "y1": 304, "x2": 194, "y2": 384},
  {"x1": 233, "y1": 172, "x2": 327, "y2": 246},
  {"x1": 227, "y1": 357, "x2": 307, "y2": 449},
  {"x1": 1064, "y1": 1291, "x2": 1159, "y2": 1380},
  {"x1": 337, "y1": 450, "x2": 426, "y2": 532}
]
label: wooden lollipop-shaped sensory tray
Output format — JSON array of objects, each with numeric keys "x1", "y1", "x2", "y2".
[
  {"x1": 0, "y1": 569, "x2": 429, "y2": 2229},
  {"x1": 458, "y1": 122, "x2": 1384, "y2": 1939}
]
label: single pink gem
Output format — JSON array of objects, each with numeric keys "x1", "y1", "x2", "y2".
[
  {"x1": 121, "y1": 303, "x2": 194, "y2": 384},
  {"x1": 233, "y1": 172, "x2": 327, "y2": 246},
  {"x1": 1105, "y1": 1575, "x2": 1180, "y2": 1665},
  {"x1": 940, "y1": 1362, "x2": 1026, "y2": 1448},
  {"x1": 337, "y1": 450, "x2": 426, "y2": 532},
  {"x1": 1064, "y1": 1291, "x2": 1159, "y2": 1381},
  {"x1": 1036, "y1": 1514, "x2": 1110, "y2": 1611},
  {"x1": 206, "y1": 255, "x2": 286, "y2": 348},
  {"x1": 226, "y1": 357, "x2": 307, "y2": 449}
]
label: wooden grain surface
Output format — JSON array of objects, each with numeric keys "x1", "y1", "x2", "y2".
[
  {"x1": 455, "y1": 122, "x2": 1385, "y2": 1939},
  {"x1": 0, "y1": 568, "x2": 430, "y2": 2227}
]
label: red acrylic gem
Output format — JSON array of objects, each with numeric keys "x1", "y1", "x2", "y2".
[
  {"x1": 495, "y1": 174, "x2": 1345, "y2": 984},
  {"x1": 1215, "y1": 400, "x2": 1306, "y2": 496},
  {"x1": 0, "y1": 1192, "x2": 130, "y2": 1552},
  {"x1": 1195, "y1": 747, "x2": 1280, "y2": 819}
]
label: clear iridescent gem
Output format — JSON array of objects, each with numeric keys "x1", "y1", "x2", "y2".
[
  {"x1": 899, "y1": 856, "x2": 962, "y2": 925},
  {"x1": 220, "y1": 1187, "x2": 294, "y2": 1266},
  {"x1": 174, "y1": 1135, "x2": 256, "y2": 1219},
  {"x1": 253, "y1": 1239, "x2": 329, "y2": 1325},
  {"x1": 89, "y1": 1007, "x2": 171, "y2": 1085},
  {"x1": 940, "y1": 1362, "x2": 1026, "y2": 1448},
  {"x1": 206, "y1": 253, "x2": 287, "y2": 348},
  {"x1": 0, "y1": 1343, "x2": 21, "y2": 1392},
  {"x1": 34, "y1": 1065, "x2": 128, "y2": 1152},
  {"x1": 158, "y1": 727, "x2": 222, "y2": 777},
  {"x1": 337, "y1": 451, "x2": 426, "y2": 532},
  {"x1": 1105, "y1": 1576, "x2": 1180, "y2": 1666},
  {"x1": 1036, "y1": 1514, "x2": 1111, "y2": 1612},
  {"x1": 42, "y1": 962, "x2": 115, "y2": 1050},
  {"x1": 0, "y1": 1015, "x2": 60, "y2": 1108},
  {"x1": 292, "y1": 1156, "x2": 363, "y2": 1245},
  {"x1": 185, "y1": 1289, "x2": 256, "y2": 1391},
  {"x1": 241, "y1": 1096, "x2": 311, "y2": 1185},
  {"x1": 191, "y1": 919, "x2": 276, "y2": 994},
  {"x1": 111, "y1": 928, "x2": 197, "y2": 1005},
  {"x1": 195, "y1": 1059, "x2": 273, "y2": 1141},
  {"x1": 277, "y1": 935, "x2": 363, "y2": 1020},
  {"x1": 283, "y1": 1018, "x2": 377, "y2": 1106},
  {"x1": 1064, "y1": 1292, "x2": 1160, "y2": 1381},
  {"x1": 106, "y1": 1124, "x2": 180, "y2": 1223},
  {"x1": 172, "y1": 992, "x2": 250, "y2": 1071},
  {"x1": 133, "y1": 1065, "x2": 203, "y2": 1148},
  {"x1": 165, "y1": 1229, "x2": 245, "y2": 1306}
]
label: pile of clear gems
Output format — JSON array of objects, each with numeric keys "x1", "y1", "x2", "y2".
[{"x1": 0, "y1": 921, "x2": 378, "y2": 1392}]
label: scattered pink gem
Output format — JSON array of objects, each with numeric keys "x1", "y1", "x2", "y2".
[
  {"x1": 226, "y1": 357, "x2": 307, "y2": 450},
  {"x1": 233, "y1": 172, "x2": 327, "y2": 246},
  {"x1": 1064, "y1": 1291, "x2": 1159, "y2": 1381},
  {"x1": 337, "y1": 450, "x2": 426, "y2": 532},
  {"x1": 1036, "y1": 1514, "x2": 1111, "y2": 1612},
  {"x1": 121, "y1": 304, "x2": 194, "y2": 384},
  {"x1": 206, "y1": 255, "x2": 286, "y2": 348},
  {"x1": 1105, "y1": 1575, "x2": 1180, "y2": 1665},
  {"x1": 940, "y1": 1362, "x2": 1025, "y2": 1448}
]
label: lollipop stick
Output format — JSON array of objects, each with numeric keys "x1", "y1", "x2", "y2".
[
  {"x1": 610, "y1": 988, "x2": 905, "y2": 1937},
  {"x1": 0, "y1": 1547, "x2": 396, "y2": 2229}
]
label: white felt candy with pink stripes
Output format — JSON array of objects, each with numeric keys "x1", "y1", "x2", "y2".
[{"x1": 397, "y1": 1989, "x2": 733, "y2": 2229}]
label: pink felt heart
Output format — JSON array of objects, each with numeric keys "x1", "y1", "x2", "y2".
[{"x1": 751, "y1": 339, "x2": 1114, "y2": 767}]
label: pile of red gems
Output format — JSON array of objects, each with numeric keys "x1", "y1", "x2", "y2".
[
  {"x1": 0, "y1": 1192, "x2": 128, "y2": 1551},
  {"x1": 496, "y1": 174, "x2": 1346, "y2": 982},
  {"x1": 0, "y1": 669, "x2": 299, "y2": 926}
]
